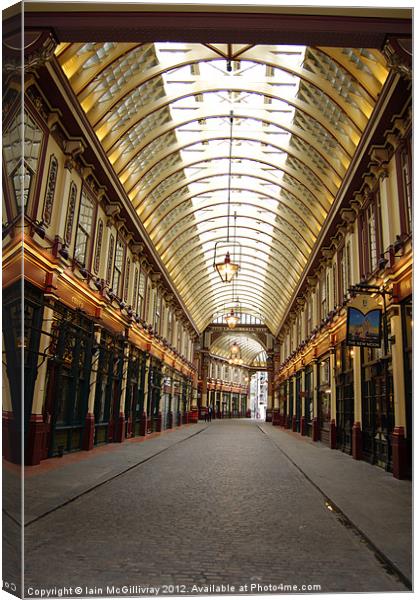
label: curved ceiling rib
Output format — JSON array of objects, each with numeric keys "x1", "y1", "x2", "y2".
[
  {"x1": 164, "y1": 231, "x2": 306, "y2": 275},
  {"x1": 84, "y1": 49, "x2": 371, "y2": 133},
  {"x1": 120, "y1": 133, "x2": 341, "y2": 194},
  {"x1": 99, "y1": 84, "x2": 360, "y2": 154},
  {"x1": 210, "y1": 332, "x2": 267, "y2": 367},
  {"x1": 57, "y1": 41, "x2": 389, "y2": 334},
  {"x1": 174, "y1": 255, "x2": 301, "y2": 299},
  {"x1": 110, "y1": 110, "x2": 350, "y2": 176},
  {"x1": 131, "y1": 151, "x2": 334, "y2": 209},
  {"x1": 138, "y1": 167, "x2": 328, "y2": 221},
  {"x1": 137, "y1": 164, "x2": 329, "y2": 220},
  {"x1": 161, "y1": 225, "x2": 307, "y2": 267},
  {"x1": 146, "y1": 196, "x2": 321, "y2": 243}
]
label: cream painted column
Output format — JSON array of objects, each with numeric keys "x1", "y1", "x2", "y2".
[
  {"x1": 352, "y1": 347, "x2": 362, "y2": 425},
  {"x1": 273, "y1": 389, "x2": 280, "y2": 409},
  {"x1": 300, "y1": 370, "x2": 306, "y2": 416},
  {"x1": 390, "y1": 308, "x2": 406, "y2": 431},
  {"x1": 351, "y1": 345, "x2": 363, "y2": 460},
  {"x1": 330, "y1": 352, "x2": 337, "y2": 422},
  {"x1": 115, "y1": 340, "x2": 130, "y2": 441},
  {"x1": 31, "y1": 304, "x2": 55, "y2": 415},
  {"x1": 142, "y1": 353, "x2": 151, "y2": 416},
  {"x1": 81, "y1": 324, "x2": 102, "y2": 450},
  {"x1": 389, "y1": 304, "x2": 410, "y2": 478},
  {"x1": 87, "y1": 325, "x2": 102, "y2": 414},
  {"x1": 27, "y1": 303, "x2": 56, "y2": 463},
  {"x1": 312, "y1": 362, "x2": 318, "y2": 418},
  {"x1": 311, "y1": 360, "x2": 320, "y2": 440},
  {"x1": 201, "y1": 354, "x2": 208, "y2": 409},
  {"x1": 290, "y1": 374, "x2": 296, "y2": 431},
  {"x1": 292, "y1": 375, "x2": 297, "y2": 417}
]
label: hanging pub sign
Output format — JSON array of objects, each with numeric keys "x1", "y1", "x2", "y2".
[{"x1": 346, "y1": 294, "x2": 382, "y2": 348}]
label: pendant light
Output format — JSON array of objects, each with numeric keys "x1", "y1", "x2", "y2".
[{"x1": 213, "y1": 111, "x2": 241, "y2": 283}]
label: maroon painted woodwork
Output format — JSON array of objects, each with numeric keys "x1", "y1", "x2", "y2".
[
  {"x1": 82, "y1": 413, "x2": 95, "y2": 451},
  {"x1": 352, "y1": 422, "x2": 362, "y2": 460},
  {"x1": 113, "y1": 412, "x2": 126, "y2": 442},
  {"x1": 300, "y1": 416, "x2": 306, "y2": 436},
  {"x1": 272, "y1": 409, "x2": 281, "y2": 426},
  {"x1": 139, "y1": 412, "x2": 147, "y2": 436},
  {"x1": 2, "y1": 411, "x2": 21, "y2": 464},
  {"x1": 125, "y1": 417, "x2": 133, "y2": 438},
  {"x1": 188, "y1": 410, "x2": 198, "y2": 424},
  {"x1": 26, "y1": 414, "x2": 50, "y2": 465},
  {"x1": 15, "y1": 12, "x2": 412, "y2": 48},
  {"x1": 167, "y1": 411, "x2": 173, "y2": 429},
  {"x1": 265, "y1": 409, "x2": 272, "y2": 423},
  {"x1": 292, "y1": 416, "x2": 297, "y2": 432},
  {"x1": 330, "y1": 419, "x2": 337, "y2": 449},
  {"x1": 392, "y1": 426, "x2": 408, "y2": 479},
  {"x1": 312, "y1": 417, "x2": 320, "y2": 442}
]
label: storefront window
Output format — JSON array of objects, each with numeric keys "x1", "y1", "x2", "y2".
[{"x1": 318, "y1": 356, "x2": 331, "y2": 441}]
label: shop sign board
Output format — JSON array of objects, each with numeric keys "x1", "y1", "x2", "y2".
[{"x1": 346, "y1": 294, "x2": 382, "y2": 348}]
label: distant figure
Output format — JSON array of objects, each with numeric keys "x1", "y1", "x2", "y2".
[
  {"x1": 208, "y1": 406, "x2": 213, "y2": 422},
  {"x1": 204, "y1": 408, "x2": 208, "y2": 422}
]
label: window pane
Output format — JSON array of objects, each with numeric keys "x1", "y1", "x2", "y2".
[{"x1": 74, "y1": 229, "x2": 88, "y2": 263}]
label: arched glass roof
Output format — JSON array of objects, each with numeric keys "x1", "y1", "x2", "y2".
[
  {"x1": 56, "y1": 42, "x2": 388, "y2": 334},
  {"x1": 210, "y1": 332, "x2": 267, "y2": 368}
]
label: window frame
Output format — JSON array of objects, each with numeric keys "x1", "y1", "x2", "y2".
[
  {"x1": 359, "y1": 187, "x2": 383, "y2": 279},
  {"x1": 395, "y1": 135, "x2": 412, "y2": 237},
  {"x1": 112, "y1": 237, "x2": 126, "y2": 298},
  {"x1": 74, "y1": 186, "x2": 96, "y2": 268}
]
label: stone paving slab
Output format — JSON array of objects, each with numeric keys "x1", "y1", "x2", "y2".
[
  {"x1": 4, "y1": 424, "x2": 207, "y2": 526},
  {"x1": 23, "y1": 419, "x2": 408, "y2": 595},
  {"x1": 259, "y1": 422, "x2": 412, "y2": 583}
]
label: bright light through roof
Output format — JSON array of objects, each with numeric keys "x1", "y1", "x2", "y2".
[{"x1": 58, "y1": 38, "x2": 389, "y2": 332}]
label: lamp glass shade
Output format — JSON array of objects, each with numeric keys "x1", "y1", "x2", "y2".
[
  {"x1": 215, "y1": 252, "x2": 239, "y2": 283},
  {"x1": 230, "y1": 342, "x2": 240, "y2": 355},
  {"x1": 225, "y1": 309, "x2": 239, "y2": 329}
]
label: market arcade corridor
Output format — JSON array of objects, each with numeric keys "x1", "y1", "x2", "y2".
[
  {"x1": 15, "y1": 420, "x2": 410, "y2": 595},
  {"x1": 1, "y1": 4, "x2": 413, "y2": 598}
]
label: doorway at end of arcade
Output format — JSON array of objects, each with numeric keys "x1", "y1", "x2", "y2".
[{"x1": 250, "y1": 371, "x2": 267, "y2": 420}]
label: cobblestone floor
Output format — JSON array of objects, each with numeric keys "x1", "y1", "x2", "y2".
[{"x1": 24, "y1": 420, "x2": 408, "y2": 595}]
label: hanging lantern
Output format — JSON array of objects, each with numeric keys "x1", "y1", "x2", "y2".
[
  {"x1": 225, "y1": 308, "x2": 240, "y2": 329},
  {"x1": 212, "y1": 111, "x2": 241, "y2": 283}
]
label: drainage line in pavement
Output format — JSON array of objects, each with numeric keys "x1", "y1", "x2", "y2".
[
  {"x1": 24, "y1": 425, "x2": 208, "y2": 529},
  {"x1": 257, "y1": 425, "x2": 412, "y2": 591},
  {"x1": 3, "y1": 508, "x2": 21, "y2": 527}
]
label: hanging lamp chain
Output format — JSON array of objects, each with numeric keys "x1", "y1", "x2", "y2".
[{"x1": 226, "y1": 110, "x2": 234, "y2": 243}]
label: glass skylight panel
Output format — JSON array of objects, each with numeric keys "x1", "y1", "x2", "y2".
[{"x1": 57, "y1": 40, "x2": 388, "y2": 331}]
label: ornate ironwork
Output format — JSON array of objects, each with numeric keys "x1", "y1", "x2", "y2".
[
  {"x1": 64, "y1": 181, "x2": 77, "y2": 245},
  {"x1": 93, "y1": 218, "x2": 104, "y2": 274},
  {"x1": 42, "y1": 154, "x2": 58, "y2": 226},
  {"x1": 106, "y1": 234, "x2": 115, "y2": 284},
  {"x1": 124, "y1": 257, "x2": 131, "y2": 302}
]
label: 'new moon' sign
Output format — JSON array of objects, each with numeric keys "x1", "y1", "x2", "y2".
[{"x1": 346, "y1": 295, "x2": 382, "y2": 348}]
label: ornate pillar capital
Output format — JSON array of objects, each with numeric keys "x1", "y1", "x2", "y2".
[{"x1": 3, "y1": 29, "x2": 58, "y2": 74}]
